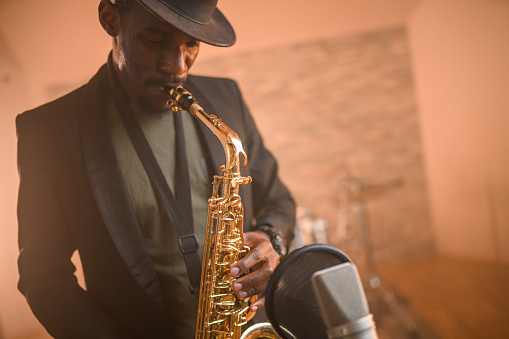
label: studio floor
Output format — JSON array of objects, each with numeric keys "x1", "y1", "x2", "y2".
[
  {"x1": 374, "y1": 255, "x2": 509, "y2": 339},
  {"x1": 9, "y1": 255, "x2": 509, "y2": 339}
]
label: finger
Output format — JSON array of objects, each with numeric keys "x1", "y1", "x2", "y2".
[
  {"x1": 232, "y1": 264, "x2": 274, "y2": 298},
  {"x1": 231, "y1": 241, "x2": 273, "y2": 277},
  {"x1": 250, "y1": 294, "x2": 266, "y2": 312}
]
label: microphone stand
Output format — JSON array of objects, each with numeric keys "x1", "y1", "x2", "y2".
[{"x1": 337, "y1": 173, "x2": 425, "y2": 338}]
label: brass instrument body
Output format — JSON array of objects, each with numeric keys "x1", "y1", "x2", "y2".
[
  {"x1": 168, "y1": 87, "x2": 280, "y2": 339},
  {"x1": 196, "y1": 169, "x2": 252, "y2": 338}
]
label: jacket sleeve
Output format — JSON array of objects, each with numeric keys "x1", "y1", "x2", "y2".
[
  {"x1": 16, "y1": 115, "x2": 129, "y2": 339},
  {"x1": 231, "y1": 83, "x2": 296, "y2": 244}
]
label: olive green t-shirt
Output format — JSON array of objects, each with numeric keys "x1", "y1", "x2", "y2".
[{"x1": 107, "y1": 99, "x2": 210, "y2": 338}]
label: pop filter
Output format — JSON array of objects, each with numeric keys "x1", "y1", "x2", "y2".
[{"x1": 265, "y1": 245, "x2": 351, "y2": 339}]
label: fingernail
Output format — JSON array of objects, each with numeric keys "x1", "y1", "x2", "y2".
[
  {"x1": 231, "y1": 267, "x2": 239, "y2": 277},
  {"x1": 252, "y1": 305, "x2": 258, "y2": 312},
  {"x1": 233, "y1": 283, "x2": 242, "y2": 291},
  {"x1": 239, "y1": 291, "x2": 247, "y2": 299}
]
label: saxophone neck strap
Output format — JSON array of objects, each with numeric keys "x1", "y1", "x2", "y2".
[{"x1": 106, "y1": 59, "x2": 202, "y2": 296}]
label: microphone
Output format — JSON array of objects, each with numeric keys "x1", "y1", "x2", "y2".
[{"x1": 312, "y1": 263, "x2": 379, "y2": 339}]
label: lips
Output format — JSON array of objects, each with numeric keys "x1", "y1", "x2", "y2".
[
  {"x1": 149, "y1": 76, "x2": 187, "y2": 89},
  {"x1": 159, "y1": 84, "x2": 182, "y2": 91}
]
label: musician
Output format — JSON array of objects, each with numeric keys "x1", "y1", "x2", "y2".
[{"x1": 16, "y1": 0, "x2": 295, "y2": 337}]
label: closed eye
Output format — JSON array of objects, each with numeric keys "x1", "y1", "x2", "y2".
[
  {"x1": 144, "y1": 34, "x2": 164, "y2": 43},
  {"x1": 186, "y1": 40, "x2": 200, "y2": 48}
]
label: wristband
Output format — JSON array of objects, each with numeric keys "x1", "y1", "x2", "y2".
[{"x1": 254, "y1": 225, "x2": 287, "y2": 257}]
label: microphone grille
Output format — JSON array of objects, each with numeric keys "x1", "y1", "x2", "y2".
[{"x1": 312, "y1": 263, "x2": 370, "y2": 328}]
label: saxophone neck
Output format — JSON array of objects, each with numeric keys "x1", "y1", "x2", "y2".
[{"x1": 168, "y1": 86, "x2": 248, "y2": 171}]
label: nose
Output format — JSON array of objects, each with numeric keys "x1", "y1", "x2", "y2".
[{"x1": 158, "y1": 47, "x2": 188, "y2": 76}]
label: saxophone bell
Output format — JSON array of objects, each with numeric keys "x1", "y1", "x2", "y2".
[{"x1": 240, "y1": 322, "x2": 282, "y2": 339}]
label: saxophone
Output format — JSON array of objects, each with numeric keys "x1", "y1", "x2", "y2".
[{"x1": 168, "y1": 87, "x2": 280, "y2": 339}]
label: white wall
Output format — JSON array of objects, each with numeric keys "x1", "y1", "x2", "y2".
[
  {"x1": 408, "y1": 0, "x2": 509, "y2": 260},
  {"x1": 0, "y1": 33, "x2": 32, "y2": 339}
]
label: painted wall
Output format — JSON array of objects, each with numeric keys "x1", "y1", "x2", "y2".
[
  {"x1": 408, "y1": 0, "x2": 509, "y2": 261},
  {"x1": 195, "y1": 27, "x2": 434, "y2": 268}
]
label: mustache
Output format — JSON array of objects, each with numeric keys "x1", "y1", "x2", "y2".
[{"x1": 146, "y1": 76, "x2": 187, "y2": 89}]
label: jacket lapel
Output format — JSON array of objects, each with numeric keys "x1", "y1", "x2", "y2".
[{"x1": 78, "y1": 65, "x2": 166, "y2": 311}]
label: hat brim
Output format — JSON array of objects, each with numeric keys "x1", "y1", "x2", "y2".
[{"x1": 136, "y1": 0, "x2": 236, "y2": 47}]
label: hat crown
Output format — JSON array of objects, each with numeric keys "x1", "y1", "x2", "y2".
[
  {"x1": 136, "y1": 0, "x2": 235, "y2": 47},
  {"x1": 161, "y1": 0, "x2": 218, "y2": 24}
]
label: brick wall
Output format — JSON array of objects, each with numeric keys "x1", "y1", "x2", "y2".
[{"x1": 194, "y1": 27, "x2": 435, "y2": 263}]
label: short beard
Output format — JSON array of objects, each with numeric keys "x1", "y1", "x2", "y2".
[{"x1": 134, "y1": 96, "x2": 172, "y2": 119}]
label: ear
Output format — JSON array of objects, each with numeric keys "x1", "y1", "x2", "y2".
[{"x1": 98, "y1": 0, "x2": 119, "y2": 37}]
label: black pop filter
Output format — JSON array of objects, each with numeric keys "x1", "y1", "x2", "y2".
[{"x1": 265, "y1": 245, "x2": 351, "y2": 339}]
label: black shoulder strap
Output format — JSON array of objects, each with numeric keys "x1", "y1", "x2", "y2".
[{"x1": 107, "y1": 64, "x2": 202, "y2": 296}]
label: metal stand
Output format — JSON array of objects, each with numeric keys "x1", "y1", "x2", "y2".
[{"x1": 337, "y1": 174, "x2": 435, "y2": 339}]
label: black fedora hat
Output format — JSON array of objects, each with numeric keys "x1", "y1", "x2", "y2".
[{"x1": 134, "y1": 0, "x2": 236, "y2": 47}]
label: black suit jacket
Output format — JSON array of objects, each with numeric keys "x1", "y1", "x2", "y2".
[{"x1": 16, "y1": 64, "x2": 295, "y2": 338}]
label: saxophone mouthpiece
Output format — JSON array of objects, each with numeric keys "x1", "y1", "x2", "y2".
[{"x1": 168, "y1": 86, "x2": 197, "y2": 113}]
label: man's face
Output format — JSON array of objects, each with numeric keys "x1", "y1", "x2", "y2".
[{"x1": 112, "y1": 3, "x2": 200, "y2": 113}]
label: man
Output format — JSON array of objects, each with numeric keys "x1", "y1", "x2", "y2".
[{"x1": 16, "y1": 0, "x2": 295, "y2": 338}]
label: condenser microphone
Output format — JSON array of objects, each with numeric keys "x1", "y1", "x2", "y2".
[{"x1": 312, "y1": 263, "x2": 379, "y2": 339}]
